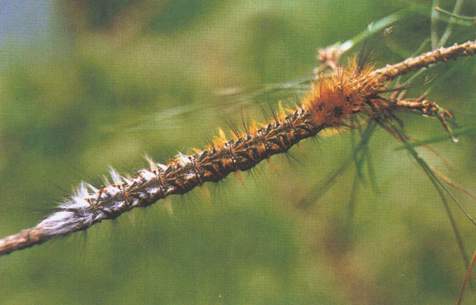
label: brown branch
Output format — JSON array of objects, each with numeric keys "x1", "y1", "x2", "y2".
[{"x1": 371, "y1": 40, "x2": 476, "y2": 83}]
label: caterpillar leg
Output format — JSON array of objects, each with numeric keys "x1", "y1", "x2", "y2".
[
  {"x1": 394, "y1": 96, "x2": 458, "y2": 142},
  {"x1": 368, "y1": 94, "x2": 458, "y2": 142}
]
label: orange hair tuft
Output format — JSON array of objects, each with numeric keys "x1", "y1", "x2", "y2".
[{"x1": 303, "y1": 59, "x2": 376, "y2": 126}]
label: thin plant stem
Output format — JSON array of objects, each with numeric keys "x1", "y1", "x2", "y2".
[
  {"x1": 438, "y1": 0, "x2": 465, "y2": 47},
  {"x1": 435, "y1": 6, "x2": 476, "y2": 26},
  {"x1": 432, "y1": 0, "x2": 441, "y2": 49}
]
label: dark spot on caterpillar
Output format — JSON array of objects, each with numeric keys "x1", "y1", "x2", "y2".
[{"x1": 333, "y1": 106, "x2": 343, "y2": 117}]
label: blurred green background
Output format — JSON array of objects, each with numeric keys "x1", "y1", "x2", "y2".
[{"x1": 0, "y1": 1, "x2": 475, "y2": 304}]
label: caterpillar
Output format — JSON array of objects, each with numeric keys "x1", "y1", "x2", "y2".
[{"x1": 0, "y1": 40, "x2": 475, "y2": 256}]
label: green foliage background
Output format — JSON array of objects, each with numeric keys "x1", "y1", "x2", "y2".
[{"x1": 0, "y1": 1, "x2": 475, "y2": 304}]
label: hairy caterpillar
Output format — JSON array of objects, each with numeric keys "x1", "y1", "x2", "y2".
[{"x1": 0, "y1": 40, "x2": 475, "y2": 256}]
